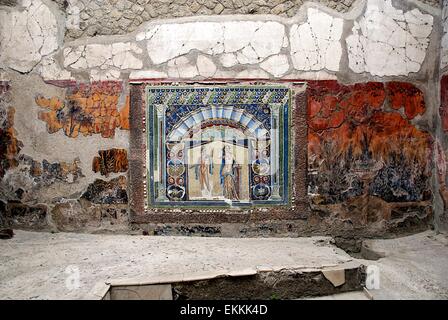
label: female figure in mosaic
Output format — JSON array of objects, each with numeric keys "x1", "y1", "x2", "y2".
[
  {"x1": 220, "y1": 145, "x2": 239, "y2": 200},
  {"x1": 198, "y1": 147, "x2": 213, "y2": 197}
]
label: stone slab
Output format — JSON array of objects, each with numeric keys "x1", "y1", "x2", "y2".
[
  {"x1": 0, "y1": 230, "x2": 357, "y2": 299},
  {"x1": 110, "y1": 284, "x2": 172, "y2": 300}
]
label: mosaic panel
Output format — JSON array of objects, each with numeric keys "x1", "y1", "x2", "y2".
[{"x1": 146, "y1": 86, "x2": 291, "y2": 207}]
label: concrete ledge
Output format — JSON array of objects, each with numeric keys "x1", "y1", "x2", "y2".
[
  {"x1": 0, "y1": 230, "x2": 363, "y2": 299},
  {"x1": 87, "y1": 260, "x2": 365, "y2": 300}
]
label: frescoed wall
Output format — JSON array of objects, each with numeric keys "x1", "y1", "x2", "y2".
[
  {"x1": 0, "y1": 0, "x2": 445, "y2": 236},
  {"x1": 307, "y1": 81, "x2": 432, "y2": 228}
]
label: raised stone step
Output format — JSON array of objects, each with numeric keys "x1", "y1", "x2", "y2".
[
  {"x1": 94, "y1": 261, "x2": 365, "y2": 300},
  {"x1": 0, "y1": 230, "x2": 365, "y2": 300}
]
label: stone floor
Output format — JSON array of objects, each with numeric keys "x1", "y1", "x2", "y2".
[
  {"x1": 0, "y1": 230, "x2": 447, "y2": 300},
  {"x1": 308, "y1": 231, "x2": 448, "y2": 300},
  {"x1": 359, "y1": 231, "x2": 448, "y2": 300},
  {"x1": 0, "y1": 231, "x2": 357, "y2": 299}
]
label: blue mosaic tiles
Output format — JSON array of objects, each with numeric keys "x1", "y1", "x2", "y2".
[{"x1": 146, "y1": 86, "x2": 290, "y2": 207}]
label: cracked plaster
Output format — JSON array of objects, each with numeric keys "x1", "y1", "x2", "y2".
[
  {"x1": 290, "y1": 7, "x2": 344, "y2": 71},
  {"x1": 63, "y1": 42, "x2": 143, "y2": 72},
  {"x1": 0, "y1": 0, "x2": 438, "y2": 81},
  {"x1": 346, "y1": 0, "x2": 434, "y2": 77},
  {"x1": 0, "y1": 0, "x2": 61, "y2": 73},
  {"x1": 138, "y1": 21, "x2": 285, "y2": 65}
]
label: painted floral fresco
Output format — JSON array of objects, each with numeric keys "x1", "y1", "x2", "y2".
[
  {"x1": 35, "y1": 81, "x2": 129, "y2": 138},
  {"x1": 146, "y1": 86, "x2": 290, "y2": 206},
  {"x1": 307, "y1": 81, "x2": 432, "y2": 224}
]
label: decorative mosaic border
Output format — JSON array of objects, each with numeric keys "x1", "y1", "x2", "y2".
[
  {"x1": 145, "y1": 85, "x2": 291, "y2": 208},
  {"x1": 128, "y1": 81, "x2": 308, "y2": 224}
]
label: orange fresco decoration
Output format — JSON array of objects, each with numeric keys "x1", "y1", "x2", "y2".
[
  {"x1": 36, "y1": 81, "x2": 129, "y2": 138},
  {"x1": 307, "y1": 81, "x2": 432, "y2": 205},
  {"x1": 92, "y1": 148, "x2": 128, "y2": 177},
  {"x1": 0, "y1": 82, "x2": 22, "y2": 178}
]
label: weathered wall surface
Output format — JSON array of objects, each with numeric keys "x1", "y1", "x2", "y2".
[
  {"x1": 308, "y1": 81, "x2": 433, "y2": 233},
  {"x1": 438, "y1": 0, "x2": 448, "y2": 231},
  {"x1": 59, "y1": 0, "x2": 440, "y2": 40},
  {"x1": 0, "y1": 74, "x2": 130, "y2": 232},
  {"x1": 0, "y1": 0, "x2": 445, "y2": 236}
]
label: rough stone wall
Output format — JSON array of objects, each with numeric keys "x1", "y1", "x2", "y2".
[
  {"x1": 0, "y1": 0, "x2": 439, "y2": 81},
  {"x1": 0, "y1": 0, "x2": 444, "y2": 236},
  {"x1": 60, "y1": 0, "x2": 441, "y2": 40}
]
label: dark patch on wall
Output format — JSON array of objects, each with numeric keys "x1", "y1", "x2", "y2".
[
  {"x1": 19, "y1": 155, "x2": 84, "y2": 185},
  {"x1": 0, "y1": 0, "x2": 17, "y2": 6},
  {"x1": 50, "y1": 0, "x2": 68, "y2": 10},
  {"x1": 438, "y1": 75, "x2": 448, "y2": 229},
  {"x1": 92, "y1": 148, "x2": 128, "y2": 177},
  {"x1": 0, "y1": 82, "x2": 22, "y2": 178},
  {"x1": 0, "y1": 200, "x2": 6, "y2": 227},
  {"x1": 307, "y1": 81, "x2": 432, "y2": 227},
  {"x1": 35, "y1": 81, "x2": 129, "y2": 138},
  {"x1": 0, "y1": 154, "x2": 85, "y2": 216},
  {"x1": 81, "y1": 175, "x2": 128, "y2": 204},
  {"x1": 4, "y1": 202, "x2": 47, "y2": 229},
  {"x1": 62, "y1": 0, "x2": 440, "y2": 40},
  {"x1": 440, "y1": 75, "x2": 448, "y2": 132},
  {"x1": 51, "y1": 199, "x2": 128, "y2": 232},
  {"x1": 154, "y1": 225, "x2": 221, "y2": 236},
  {"x1": 99, "y1": 206, "x2": 128, "y2": 223}
]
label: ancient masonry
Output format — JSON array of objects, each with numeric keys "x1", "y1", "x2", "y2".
[{"x1": 0, "y1": 0, "x2": 447, "y2": 236}]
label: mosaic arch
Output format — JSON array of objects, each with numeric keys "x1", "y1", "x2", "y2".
[{"x1": 146, "y1": 86, "x2": 291, "y2": 207}]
